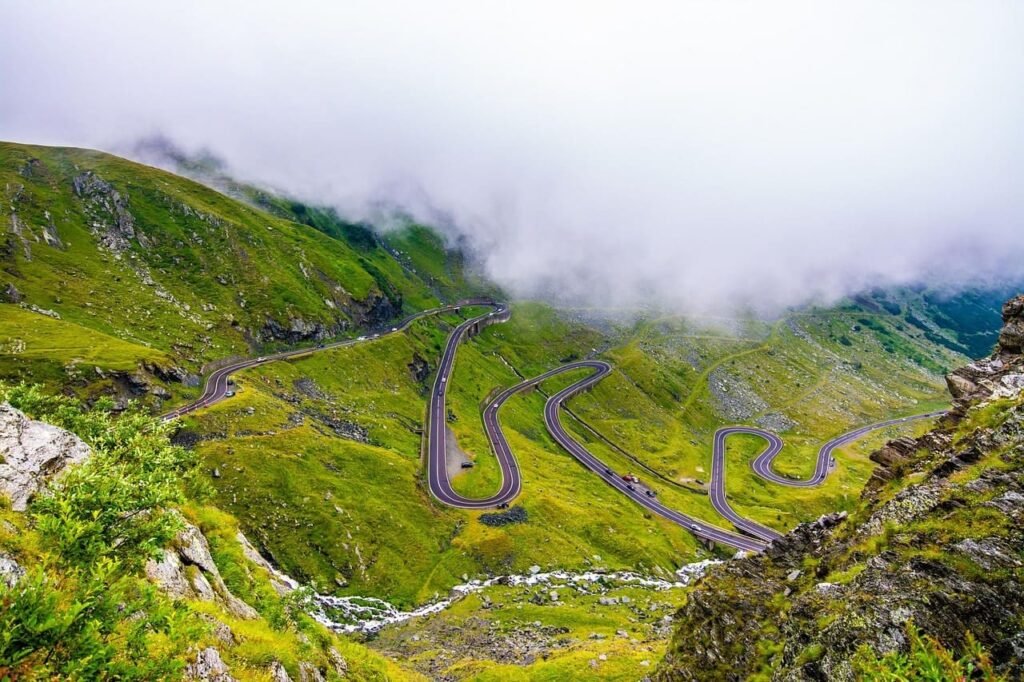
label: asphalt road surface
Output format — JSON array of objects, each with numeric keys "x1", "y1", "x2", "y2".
[
  {"x1": 709, "y1": 412, "x2": 946, "y2": 542},
  {"x1": 165, "y1": 299, "x2": 944, "y2": 553},
  {"x1": 161, "y1": 299, "x2": 499, "y2": 421}
]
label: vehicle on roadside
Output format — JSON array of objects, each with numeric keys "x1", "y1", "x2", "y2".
[
  {"x1": 621, "y1": 473, "x2": 639, "y2": 483},
  {"x1": 497, "y1": 502, "x2": 509, "y2": 509},
  {"x1": 645, "y1": 489, "x2": 657, "y2": 497},
  {"x1": 227, "y1": 378, "x2": 234, "y2": 385},
  {"x1": 460, "y1": 461, "x2": 474, "y2": 469},
  {"x1": 225, "y1": 391, "x2": 235, "y2": 398},
  {"x1": 257, "y1": 356, "x2": 266, "y2": 362},
  {"x1": 391, "y1": 327, "x2": 397, "y2": 332},
  {"x1": 357, "y1": 336, "x2": 367, "y2": 341}
]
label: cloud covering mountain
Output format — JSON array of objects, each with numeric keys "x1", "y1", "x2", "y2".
[{"x1": 2, "y1": 1, "x2": 1022, "y2": 312}]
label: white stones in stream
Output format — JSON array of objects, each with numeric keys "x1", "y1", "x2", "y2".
[{"x1": 310, "y1": 559, "x2": 722, "y2": 633}]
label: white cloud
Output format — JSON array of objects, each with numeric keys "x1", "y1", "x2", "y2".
[{"x1": 2, "y1": 1, "x2": 1022, "y2": 312}]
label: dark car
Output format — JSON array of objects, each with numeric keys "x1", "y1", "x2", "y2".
[
  {"x1": 604, "y1": 468, "x2": 613, "y2": 475},
  {"x1": 645, "y1": 489, "x2": 657, "y2": 498},
  {"x1": 626, "y1": 483, "x2": 636, "y2": 491},
  {"x1": 460, "y1": 462, "x2": 475, "y2": 469},
  {"x1": 497, "y1": 502, "x2": 509, "y2": 509}
]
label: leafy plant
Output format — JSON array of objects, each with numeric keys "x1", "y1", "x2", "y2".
[
  {"x1": 0, "y1": 384, "x2": 204, "y2": 679},
  {"x1": 854, "y1": 621, "x2": 1004, "y2": 681}
]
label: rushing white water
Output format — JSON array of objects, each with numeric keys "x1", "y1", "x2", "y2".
[{"x1": 309, "y1": 559, "x2": 722, "y2": 633}]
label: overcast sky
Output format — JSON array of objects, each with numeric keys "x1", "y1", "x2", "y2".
[{"x1": 2, "y1": 1, "x2": 1023, "y2": 313}]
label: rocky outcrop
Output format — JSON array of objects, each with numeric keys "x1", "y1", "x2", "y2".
[
  {"x1": 144, "y1": 361, "x2": 201, "y2": 388},
  {"x1": 259, "y1": 316, "x2": 336, "y2": 344},
  {"x1": 999, "y1": 295, "x2": 1024, "y2": 353},
  {"x1": 236, "y1": 530, "x2": 298, "y2": 596},
  {"x1": 656, "y1": 294, "x2": 1024, "y2": 681},
  {"x1": 185, "y1": 647, "x2": 236, "y2": 682},
  {"x1": 145, "y1": 516, "x2": 258, "y2": 620},
  {"x1": 407, "y1": 352, "x2": 430, "y2": 384},
  {"x1": 944, "y1": 294, "x2": 1024, "y2": 415},
  {"x1": 72, "y1": 170, "x2": 146, "y2": 252},
  {"x1": 0, "y1": 551, "x2": 25, "y2": 587},
  {"x1": 0, "y1": 283, "x2": 23, "y2": 303},
  {"x1": 0, "y1": 403, "x2": 91, "y2": 510}
]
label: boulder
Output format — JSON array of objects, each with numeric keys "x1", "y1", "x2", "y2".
[
  {"x1": 146, "y1": 517, "x2": 259, "y2": 619},
  {"x1": 269, "y1": 661, "x2": 292, "y2": 682},
  {"x1": 999, "y1": 295, "x2": 1024, "y2": 353},
  {"x1": 0, "y1": 402, "x2": 91, "y2": 510},
  {"x1": 0, "y1": 283, "x2": 23, "y2": 304},
  {"x1": 0, "y1": 552, "x2": 25, "y2": 587},
  {"x1": 185, "y1": 647, "x2": 235, "y2": 682}
]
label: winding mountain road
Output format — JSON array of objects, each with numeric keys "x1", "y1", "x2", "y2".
[
  {"x1": 709, "y1": 412, "x2": 945, "y2": 543},
  {"x1": 166, "y1": 299, "x2": 943, "y2": 553},
  {"x1": 161, "y1": 299, "x2": 499, "y2": 421}
]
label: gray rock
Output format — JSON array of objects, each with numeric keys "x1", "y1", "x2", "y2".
[
  {"x1": 954, "y1": 538, "x2": 1022, "y2": 571},
  {"x1": 0, "y1": 402, "x2": 91, "y2": 510},
  {"x1": 298, "y1": 662, "x2": 325, "y2": 682},
  {"x1": 146, "y1": 517, "x2": 259, "y2": 619},
  {"x1": 185, "y1": 647, "x2": 235, "y2": 682},
  {"x1": 236, "y1": 530, "x2": 298, "y2": 595},
  {"x1": 269, "y1": 661, "x2": 292, "y2": 682},
  {"x1": 0, "y1": 552, "x2": 25, "y2": 587},
  {"x1": 0, "y1": 283, "x2": 23, "y2": 304},
  {"x1": 988, "y1": 490, "x2": 1024, "y2": 515}
]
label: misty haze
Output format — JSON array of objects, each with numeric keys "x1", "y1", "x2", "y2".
[{"x1": 1, "y1": 3, "x2": 1023, "y2": 681}]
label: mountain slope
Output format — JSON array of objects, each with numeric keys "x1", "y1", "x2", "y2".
[
  {"x1": 654, "y1": 295, "x2": 1024, "y2": 681},
  {"x1": 0, "y1": 141, "x2": 485, "y2": 405}
]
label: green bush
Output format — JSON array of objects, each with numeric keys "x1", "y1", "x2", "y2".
[{"x1": 0, "y1": 384, "x2": 204, "y2": 679}]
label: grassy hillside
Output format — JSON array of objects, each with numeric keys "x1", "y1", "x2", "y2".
[
  {"x1": 654, "y1": 299, "x2": 1024, "y2": 680},
  {"x1": 1, "y1": 139, "x2": 1012, "y2": 679},
  {"x1": 0, "y1": 141, "x2": 485, "y2": 405}
]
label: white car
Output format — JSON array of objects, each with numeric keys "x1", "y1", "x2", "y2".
[
  {"x1": 257, "y1": 357, "x2": 266, "y2": 362},
  {"x1": 391, "y1": 327, "x2": 398, "y2": 332},
  {"x1": 357, "y1": 336, "x2": 367, "y2": 341},
  {"x1": 690, "y1": 524, "x2": 701, "y2": 531}
]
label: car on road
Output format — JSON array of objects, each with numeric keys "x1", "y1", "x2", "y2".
[
  {"x1": 357, "y1": 336, "x2": 367, "y2": 341},
  {"x1": 391, "y1": 327, "x2": 397, "y2": 332},
  {"x1": 604, "y1": 467, "x2": 613, "y2": 475},
  {"x1": 690, "y1": 523, "x2": 701, "y2": 531},
  {"x1": 626, "y1": 483, "x2": 636, "y2": 491},
  {"x1": 257, "y1": 357, "x2": 266, "y2": 362}
]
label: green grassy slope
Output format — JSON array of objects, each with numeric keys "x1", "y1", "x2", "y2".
[
  {"x1": 189, "y1": 307, "x2": 703, "y2": 608},
  {"x1": 0, "y1": 141, "x2": 483, "y2": 403}
]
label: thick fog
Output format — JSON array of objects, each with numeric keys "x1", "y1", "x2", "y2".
[{"x1": 2, "y1": 1, "x2": 1023, "y2": 313}]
